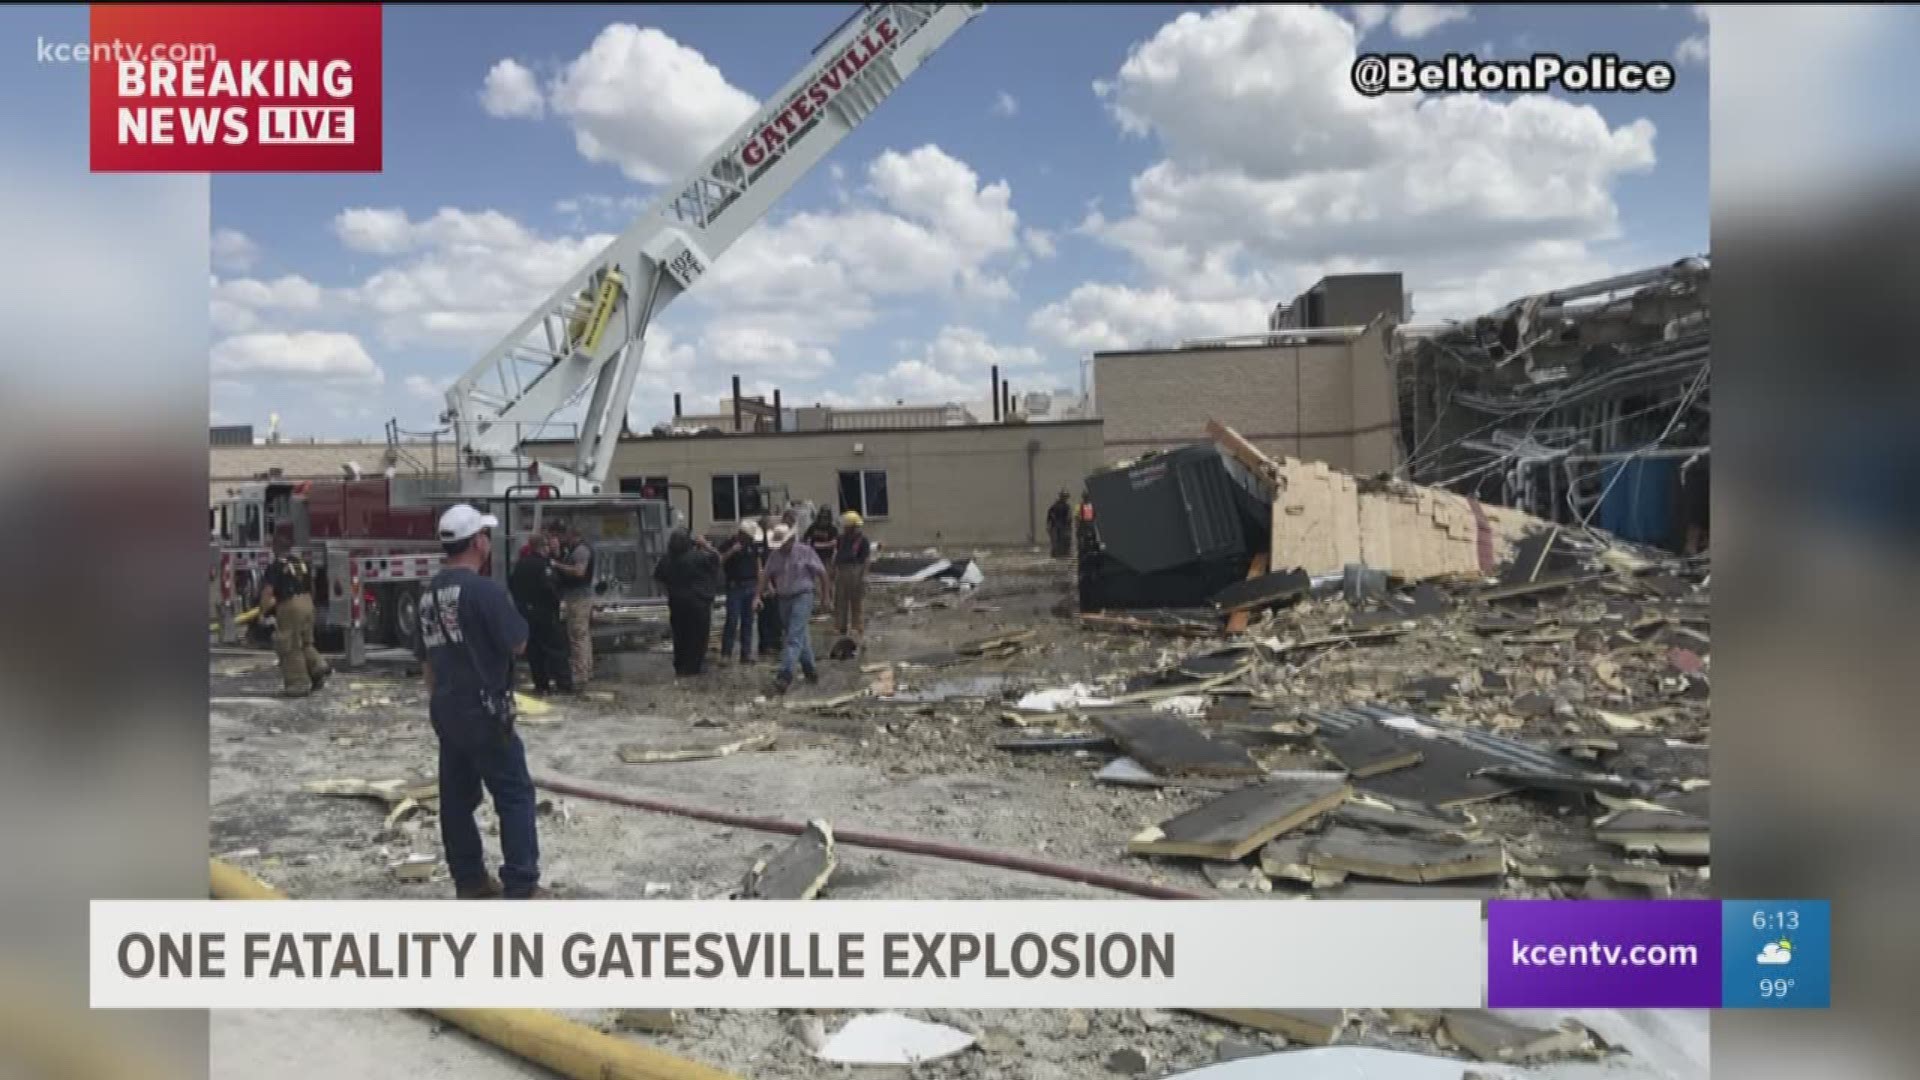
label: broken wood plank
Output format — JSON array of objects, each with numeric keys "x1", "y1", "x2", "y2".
[
  {"x1": 1332, "y1": 796, "x2": 1477, "y2": 838},
  {"x1": 1079, "y1": 612, "x2": 1221, "y2": 637},
  {"x1": 957, "y1": 629, "x2": 1036, "y2": 655},
  {"x1": 785, "y1": 689, "x2": 869, "y2": 711},
  {"x1": 1316, "y1": 725, "x2": 1423, "y2": 779},
  {"x1": 1214, "y1": 568, "x2": 1313, "y2": 617},
  {"x1": 1499, "y1": 527, "x2": 1561, "y2": 587},
  {"x1": 1441, "y1": 1011, "x2": 1599, "y2": 1064},
  {"x1": 1478, "y1": 571, "x2": 1618, "y2": 603},
  {"x1": 1306, "y1": 827, "x2": 1505, "y2": 884},
  {"x1": 1128, "y1": 777, "x2": 1348, "y2": 861},
  {"x1": 302, "y1": 777, "x2": 438, "y2": 806},
  {"x1": 618, "y1": 728, "x2": 776, "y2": 764},
  {"x1": 1222, "y1": 553, "x2": 1269, "y2": 634},
  {"x1": 1184, "y1": 1009, "x2": 1348, "y2": 1047},
  {"x1": 994, "y1": 734, "x2": 1116, "y2": 753},
  {"x1": 1594, "y1": 808, "x2": 1710, "y2": 858},
  {"x1": 1095, "y1": 711, "x2": 1261, "y2": 777},
  {"x1": 1264, "y1": 626, "x2": 1412, "y2": 654},
  {"x1": 739, "y1": 819, "x2": 836, "y2": 900}
]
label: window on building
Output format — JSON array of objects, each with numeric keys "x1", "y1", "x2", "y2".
[
  {"x1": 711, "y1": 473, "x2": 762, "y2": 522},
  {"x1": 837, "y1": 469, "x2": 889, "y2": 519},
  {"x1": 619, "y1": 475, "x2": 670, "y2": 499}
]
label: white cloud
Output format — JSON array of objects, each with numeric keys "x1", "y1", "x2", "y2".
[
  {"x1": 480, "y1": 59, "x2": 545, "y2": 119},
  {"x1": 334, "y1": 206, "x2": 532, "y2": 257},
  {"x1": 691, "y1": 144, "x2": 1023, "y2": 344},
  {"x1": 333, "y1": 208, "x2": 414, "y2": 255},
  {"x1": 1024, "y1": 227, "x2": 1057, "y2": 259},
  {"x1": 1350, "y1": 5, "x2": 1389, "y2": 34},
  {"x1": 215, "y1": 274, "x2": 324, "y2": 311},
  {"x1": 211, "y1": 228, "x2": 258, "y2": 272},
  {"x1": 851, "y1": 326, "x2": 1052, "y2": 407},
  {"x1": 210, "y1": 273, "x2": 329, "y2": 335},
  {"x1": 993, "y1": 90, "x2": 1019, "y2": 118},
  {"x1": 1349, "y1": 4, "x2": 1467, "y2": 39},
  {"x1": 211, "y1": 331, "x2": 383, "y2": 384},
  {"x1": 1757, "y1": 942, "x2": 1791, "y2": 965},
  {"x1": 320, "y1": 207, "x2": 621, "y2": 349},
  {"x1": 543, "y1": 25, "x2": 758, "y2": 184},
  {"x1": 1045, "y1": 3, "x2": 1662, "y2": 345},
  {"x1": 1390, "y1": 4, "x2": 1469, "y2": 39},
  {"x1": 403, "y1": 374, "x2": 450, "y2": 403},
  {"x1": 1031, "y1": 284, "x2": 1269, "y2": 353},
  {"x1": 1675, "y1": 34, "x2": 1708, "y2": 64},
  {"x1": 697, "y1": 325, "x2": 835, "y2": 380}
]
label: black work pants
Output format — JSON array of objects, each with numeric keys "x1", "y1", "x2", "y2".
[
  {"x1": 520, "y1": 607, "x2": 572, "y2": 692},
  {"x1": 669, "y1": 596, "x2": 713, "y2": 676}
]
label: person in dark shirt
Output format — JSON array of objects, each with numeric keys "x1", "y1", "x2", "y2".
[
  {"x1": 803, "y1": 507, "x2": 839, "y2": 608},
  {"x1": 653, "y1": 529, "x2": 721, "y2": 676},
  {"x1": 508, "y1": 532, "x2": 571, "y2": 695},
  {"x1": 1047, "y1": 490, "x2": 1073, "y2": 558},
  {"x1": 415, "y1": 504, "x2": 539, "y2": 900},
  {"x1": 717, "y1": 520, "x2": 764, "y2": 664}
]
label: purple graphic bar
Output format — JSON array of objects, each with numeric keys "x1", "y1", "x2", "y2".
[{"x1": 1487, "y1": 900, "x2": 1722, "y2": 1007}]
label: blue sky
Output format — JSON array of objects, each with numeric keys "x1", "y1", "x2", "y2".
[{"x1": 187, "y1": 3, "x2": 1713, "y2": 437}]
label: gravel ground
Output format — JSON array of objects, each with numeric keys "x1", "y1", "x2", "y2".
[{"x1": 208, "y1": 551, "x2": 1708, "y2": 1079}]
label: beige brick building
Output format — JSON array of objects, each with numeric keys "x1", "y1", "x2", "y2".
[
  {"x1": 207, "y1": 440, "x2": 412, "y2": 504},
  {"x1": 533, "y1": 420, "x2": 1105, "y2": 548},
  {"x1": 1090, "y1": 320, "x2": 1398, "y2": 473}
]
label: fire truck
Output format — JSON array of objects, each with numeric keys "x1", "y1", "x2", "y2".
[{"x1": 209, "y1": 3, "x2": 987, "y2": 650}]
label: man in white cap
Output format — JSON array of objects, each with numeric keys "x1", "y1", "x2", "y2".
[{"x1": 415, "y1": 504, "x2": 542, "y2": 900}]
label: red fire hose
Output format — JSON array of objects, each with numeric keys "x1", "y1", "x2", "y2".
[{"x1": 531, "y1": 771, "x2": 1211, "y2": 901}]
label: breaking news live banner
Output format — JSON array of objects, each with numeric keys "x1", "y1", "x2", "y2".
[{"x1": 89, "y1": 899, "x2": 1829, "y2": 1010}]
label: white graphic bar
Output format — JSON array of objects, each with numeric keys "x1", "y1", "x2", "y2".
[{"x1": 91, "y1": 899, "x2": 1484, "y2": 1010}]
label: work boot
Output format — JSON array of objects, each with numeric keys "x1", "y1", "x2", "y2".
[
  {"x1": 772, "y1": 673, "x2": 792, "y2": 695},
  {"x1": 802, "y1": 667, "x2": 819, "y2": 685},
  {"x1": 311, "y1": 666, "x2": 332, "y2": 691},
  {"x1": 504, "y1": 885, "x2": 549, "y2": 900},
  {"x1": 283, "y1": 687, "x2": 312, "y2": 699},
  {"x1": 456, "y1": 877, "x2": 503, "y2": 900}
]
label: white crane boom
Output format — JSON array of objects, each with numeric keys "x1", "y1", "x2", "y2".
[{"x1": 443, "y1": 2, "x2": 987, "y2": 496}]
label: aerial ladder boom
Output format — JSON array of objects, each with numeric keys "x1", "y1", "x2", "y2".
[{"x1": 443, "y1": 3, "x2": 987, "y2": 496}]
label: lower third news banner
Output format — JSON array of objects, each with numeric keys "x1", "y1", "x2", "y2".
[{"x1": 90, "y1": 900, "x2": 1484, "y2": 1009}]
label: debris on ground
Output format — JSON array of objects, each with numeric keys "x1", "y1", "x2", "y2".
[
  {"x1": 1438, "y1": 1011, "x2": 1604, "y2": 1064},
  {"x1": 1187, "y1": 1008, "x2": 1347, "y2": 1046},
  {"x1": 1129, "y1": 777, "x2": 1349, "y2": 861},
  {"x1": 738, "y1": 819, "x2": 836, "y2": 900},
  {"x1": 210, "y1": 407, "x2": 1711, "y2": 1077},
  {"x1": 617, "y1": 727, "x2": 777, "y2": 764},
  {"x1": 813, "y1": 1012, "x2": 975, "y2": 1065}
]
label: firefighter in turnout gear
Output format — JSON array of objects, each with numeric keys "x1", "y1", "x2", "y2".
[{"x1": 259, "y1": 536, "x2": 332, "y2": 697}]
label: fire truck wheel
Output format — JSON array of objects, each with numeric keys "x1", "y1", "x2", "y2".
[{"x1": 393, "y1": 585, "x2": 422, "y2": 653}]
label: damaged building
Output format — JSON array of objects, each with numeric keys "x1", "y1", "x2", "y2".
[{"x1": 1396, "y1": 259, "x2": 1711, "y2": 554}]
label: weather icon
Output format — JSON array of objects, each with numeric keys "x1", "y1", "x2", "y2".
[{"x1": 1757, "y1": 939, "x2": 1793, "y2": 965}]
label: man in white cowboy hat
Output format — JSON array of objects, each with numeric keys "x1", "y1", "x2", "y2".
[
  {"x1": 415, "y1": 504, "x2": 542, "y2": 900},
  {"x1": 717, "y1": 519, "x2": 765, "y2": 664},
  {"x1": 757, "y1": 521, "x2": 825, "y2": 693}
]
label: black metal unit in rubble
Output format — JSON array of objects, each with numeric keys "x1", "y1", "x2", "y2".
[{"x1": 1077, "y1": 444, "x2": 1271, "y2": 611}]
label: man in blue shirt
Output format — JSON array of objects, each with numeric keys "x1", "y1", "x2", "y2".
[{"x1": 415, "y1": 504, "x2": 541, "y2": 900}]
